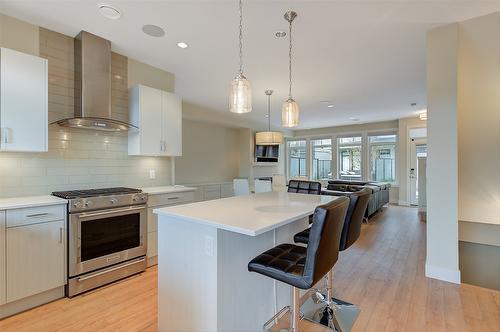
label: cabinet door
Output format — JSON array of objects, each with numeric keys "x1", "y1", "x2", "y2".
[
  {"x1": 6, "y1": 220, "x2": 65, "y2": 303},
  {"x1": 0, "y1": 48, "x2": 48, "y2": 152},
  {"x1": 139, "y1": 86, "x2": 163, "y2": 155},
  {"x1": 161, "y1": 91, "x2": 182, "y2": 156},
  {"x1": 0, "y1": 211, "x2": 5, "y2": 305}
]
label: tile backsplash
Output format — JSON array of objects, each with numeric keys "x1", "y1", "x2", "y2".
[
  {"x1": 0, "y1": 126, "x2": 172, "y2": 197},
  {"x1": 0, "y1": 27, "x2": 172, "y2": 198}
]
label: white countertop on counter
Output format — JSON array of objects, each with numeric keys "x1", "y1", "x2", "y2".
[
  {"x1": 141, "y1": 185, "x2": 197, "y2": 195},
  {"x1": 154, "y1": 191, "x2": 337, "y2": 236},
  {"x1": 0, "y1": 195, "x2": 67, "y2": 210}
]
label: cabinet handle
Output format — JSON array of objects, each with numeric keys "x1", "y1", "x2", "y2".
[
  {"x1": 167, "y1": 197, "x2": 179, "y2": 200},
  {"x1": 26, "y1": 212, "x2": 50, "y2": 218},
  {"x1": 59, "y1": 227, "x2": 63, "y2": 244}
]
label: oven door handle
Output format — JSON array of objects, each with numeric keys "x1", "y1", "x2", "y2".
[{"x1": 77, "y1": 205, "x2": 145, "y2": 219}]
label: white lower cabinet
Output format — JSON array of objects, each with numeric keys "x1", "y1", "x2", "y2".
[
  {"x1": 6, "y1": 219, "x2": 65, "y2": 302},
  {"x1": 146, "y1": 191, "x2": 194, "y2": 266},
  {"x1": 0, "y1": 211, "x2": 5, "y2": 305}
]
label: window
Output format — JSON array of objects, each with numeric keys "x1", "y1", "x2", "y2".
[
  {"x1": 337, "y1": 136, "x2": 362, "y2": 180},
  {"x1": 311, "y1": 138, "x2": 332, "y2": 180},
  {"x1": 369, "y1": 134, "x2": 397, "y2": 183},
  {"x1": 287, "y1": 140, "x2": 307, "y2": 179}
]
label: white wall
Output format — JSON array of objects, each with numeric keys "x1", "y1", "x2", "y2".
[
  {"x1": 457, "y1": 12, "x2": 500, "y2": 226},
  {"x1": 175, "y1": 119, "x2": 240, "y2": 184},
  {"x1": 426, "y1": 23, "x2": 460, "y2": 284}
]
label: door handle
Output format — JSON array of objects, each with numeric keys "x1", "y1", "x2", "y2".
[{"x1": 77, "y1": 205, "x2": 145, "y2": 218}]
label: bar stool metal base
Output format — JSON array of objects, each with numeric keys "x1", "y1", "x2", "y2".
[
  {"x1": 264, "y1": 306, "x2": 333, "y2": 332},
  {"x1": 301, "y1": 295, "x2": 360, "y2": 332}
]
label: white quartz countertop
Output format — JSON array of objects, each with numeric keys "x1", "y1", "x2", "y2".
[
  {"x1": 154, "y1": 192, "x2": 337, "y2": 236},
  {"x1": 0, "y1": 195, "x2": 67, "y2": 210},
  {"x1": 140, "y1": 185, "x2": 197, "y2": 195}
]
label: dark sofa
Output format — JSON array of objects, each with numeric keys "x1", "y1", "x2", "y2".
[{"x1": 322, "y1": 180, "x2": 391, "y2": 218}]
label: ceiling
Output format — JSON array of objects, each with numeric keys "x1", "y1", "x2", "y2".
[{"x1": 1, "y1": 0, "x2": 499, "y2": 130}]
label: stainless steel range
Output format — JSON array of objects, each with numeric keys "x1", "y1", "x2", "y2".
[{"x1": 52, "y1": 187, "x2": 148, "y2": 297}]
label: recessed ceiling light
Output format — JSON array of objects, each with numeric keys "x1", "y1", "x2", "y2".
[
  {"x1": 327, "y1": 104, "x2": 334, "y2": 108},
  {"x1": 275, "y1": 31, "x2": 287, "y2": 38},
  {"x1": 177, "y1": 42, "x2": 188, "y2": 49},
  {"x1": 349, "y1": 117, "x2": 360, "y2": 122},
  {"x1": 142, "y1": 24, "x2": 165, "y2": 37},
  {"x1": 98, "y1": 3, "x2": 122, "y2": 20}
]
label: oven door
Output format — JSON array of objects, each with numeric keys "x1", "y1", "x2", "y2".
[{"x1": 69, "y1": 205, "x2": 147, "y2": 277}]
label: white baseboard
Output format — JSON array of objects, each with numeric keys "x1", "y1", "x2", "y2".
[{"x1": 425, "y1": 263, "x2": 461, "y2": 284}]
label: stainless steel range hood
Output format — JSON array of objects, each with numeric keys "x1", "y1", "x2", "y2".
[{"x1": 54, "y1": 31, "x2": 136, "y2": 131}]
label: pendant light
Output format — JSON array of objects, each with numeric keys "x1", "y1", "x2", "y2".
[
  {"x1": 256, "y1": 90, "x2": 284, "y2": 145},
  {"x1": 229, "y1": 0, "x2": 252, "y2": 114},
  {"x1": 282, "y1": 11, "x2": 299, "y2": 127}
]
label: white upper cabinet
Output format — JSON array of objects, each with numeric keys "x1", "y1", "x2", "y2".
[
  {"x1": 128, "y1": 85, "x2": 182, "y2": 156},
  {"x1": 0, "y1": 48, "x2": 48, "y2": 152}
]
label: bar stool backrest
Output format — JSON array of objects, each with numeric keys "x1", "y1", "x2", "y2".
[
  {"x1": 302, "y1": 197, "x2": 349, "y2": 288},
  {"x1": 287, "y1": 180, "x2": 322, "y2": 195}
]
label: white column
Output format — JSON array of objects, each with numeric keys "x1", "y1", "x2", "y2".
[{"x1": 425, "y1": 23, "x2": 460, "y2": 284}]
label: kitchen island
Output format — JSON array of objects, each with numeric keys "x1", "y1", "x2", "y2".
[{"x1": 154, "y1": 191, "x2": 336, "y2": 332}]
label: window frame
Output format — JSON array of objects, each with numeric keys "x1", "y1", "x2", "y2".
[
  {"x1": 310, "y1": 137, "x2": 334, "y2": 182},
  {"x1": 336, "y1": 134, "x2": 363, "y2": 181},
  {"x1": 368, "y1": 132, "x2": 398, "y2": 184},
  {"x1": 286, "y1": 139, "x2": 309, "y2": 180}
]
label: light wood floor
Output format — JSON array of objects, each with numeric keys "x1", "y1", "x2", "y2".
[{"x1": 1, "y1": 205, "x2": 499, "y2": 332}]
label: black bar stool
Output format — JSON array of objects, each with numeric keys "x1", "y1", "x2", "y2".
[
  {"x1": 293, "y1": 188, "x2": 371, "y2": 331},
  {"x1": 287, "y1": 180, "x2": 322, "y2": 195},
  {"x1": 248, "y1": 197, "x2": 349, "y2": 332}
]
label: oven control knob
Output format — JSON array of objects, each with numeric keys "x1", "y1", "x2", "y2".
[
  {"x1": 73, "y1": 201, "x2": 82, "y2": 209},
  {"x1": 140, "y1": 195, "x2": 146, "y2": 201},
  {"x1": 132, "y1": 196, "x2": 138, "y2": 202},
  {"x1": 84, "y1": 201, "x2": 92, "y2": 208},
  {"x1": 110, "y1": 198, "x2": 118, "y2": 204}
]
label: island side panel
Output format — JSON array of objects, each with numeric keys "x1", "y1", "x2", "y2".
[
  {"x1": 216, "y1": 217, "x2": 309, "y2": 332},
  {"x1": 158, "y1": 215, "x2": 218, "y2": 332}
]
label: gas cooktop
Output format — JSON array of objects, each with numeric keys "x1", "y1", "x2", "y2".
[{"x1": 52, "y1": 187, "x2": 142, "y2": 199}]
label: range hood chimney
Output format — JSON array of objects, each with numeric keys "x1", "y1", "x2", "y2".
[{"x1": 54, "y1": 31, "x2": 136, "y2": 131}]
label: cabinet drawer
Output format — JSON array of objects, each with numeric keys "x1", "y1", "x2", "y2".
[
  {"x1": 6, "y1": 205, "x2": 65, "y2": 228},
  {"x1": 148, "y1": 191, "x2": 194, "y2": 207},
  {"x1": 203, "y1": 185, "x2": 221, "y2": 201}
]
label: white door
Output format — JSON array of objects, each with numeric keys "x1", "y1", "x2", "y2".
[
  {"x1": 161, "y1": 91, "x2": 182, "y2": 156},
  {"x1": 409, "y1": 139, "x2": 427, "y2": 205},
  {"x1": 0, "y1": 211, "x2": 5, "y2": 305},
  {"x1": 0, "y1": 48, "x2": 48, "y2": 152},
  {"x1": 140, "y1": 86, "x2": 163, "y2": 155},
  {"x1": 6, "y1": 220, "x2": 65, "y2": 303}
]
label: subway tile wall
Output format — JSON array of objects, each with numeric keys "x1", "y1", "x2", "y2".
[{"x1": 0, "y1": 28, "x2": 172, "y2": 198}]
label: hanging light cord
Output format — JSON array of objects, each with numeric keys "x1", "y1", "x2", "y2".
[
  {"x1": 288, "y1": 16, "x2": 293, "y2": 99},
  {"x1": 267, "y1": 93, "x2": 271, "y2": 131},
  {"x1": 238, "y1": 0, "x2": 243, "y2": 75}
]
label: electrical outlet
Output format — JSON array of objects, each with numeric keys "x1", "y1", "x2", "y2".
[
  {"x1": 204, "y1": 235, "x2": 214, "y2": 257},
  {"x1": 149, "y1": 169, "x2": 156, "y2": 179}
]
